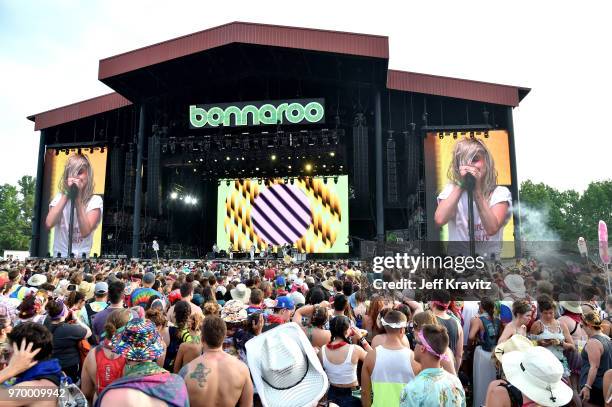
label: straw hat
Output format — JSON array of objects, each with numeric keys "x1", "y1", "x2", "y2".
[
  {"x1": 230, "y1": 283, "x2": 251, "y2": 303},
  {"x1": 559, "y1": 301, "x2": 582, "y2": 314},
  {"x1": 494, "y1": 334, "x2": 533, "y2": 362},
  {"x1": 502, "y1": 347, "x2": 573, "y2": 406},
  {"x1": 246, "y1": 323, "x2": 328, "y2": 407},
  {"x1": 504, "y1": 274, "x2": 526, "y2": 296},
  {"x1": 221, "y1": 300, "x2": 247, "y2": 323},
  {"x1": 321, "y1": 277, "x2": 335, "y2": 292}
]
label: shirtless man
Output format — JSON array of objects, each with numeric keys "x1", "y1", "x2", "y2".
[{"x1": 179, "y1": 316, "x2": 253, "y2": 407}]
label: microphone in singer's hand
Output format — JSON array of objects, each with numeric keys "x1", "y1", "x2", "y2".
[
  {"x1": 464, "y1": 173, "x2": 476, "y2": 192},
  {"x1": 69, "y1": 184, "x2": 78, "y2": 200}
]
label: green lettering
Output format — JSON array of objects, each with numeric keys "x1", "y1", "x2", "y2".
[
  {"x1": 304, "y1": 102, "x2": 324, "y2": 123},
  {"x1": 286, "y1": 103, "x2": 305, "y2": 124},
  {"x1": 190, "y1": 105, "x2": 207, "y2": 128},
  {"x1": 223, "y1": 106, "x2": 242, "y2": 126},
  {"x1": 241, "y1": 105, "x2": 260, "y2": 126},
  {"x1": 259, "y1": 104, "x2": 277, "y2": 125},
  {"x1": 208, "y1": 107, "x2": 224, "y2": 127}
]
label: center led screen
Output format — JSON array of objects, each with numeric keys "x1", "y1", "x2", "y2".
[{"x1": 216, "y1": 176, "x2": 349, "y2": 253}]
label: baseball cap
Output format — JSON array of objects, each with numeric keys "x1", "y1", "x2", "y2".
[
  {"x1": 275, "y1": 276, "x2": 286, "y2": 287},
  {"x1": 95, "y1": 282, "x2": 109, "y2": 295},
  {"x1": 275, "y1": 296, "x2": 295, "y2": 310}
]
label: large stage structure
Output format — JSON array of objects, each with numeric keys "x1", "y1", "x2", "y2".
[{"x1": 27, "y1": 22, "x2": 529, "y2": 259}]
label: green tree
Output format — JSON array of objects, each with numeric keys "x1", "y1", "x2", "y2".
[
  {"x1": 519, "y1": 179, "x2": 612, "y2": 243},
  {"x1": 0, "y1": 176, "x2": 36, "y2": 253}
]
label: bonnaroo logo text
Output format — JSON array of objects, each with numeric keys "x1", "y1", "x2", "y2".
[{"x1": 189, "y1": 99, "x2": 325, "y2": 128}]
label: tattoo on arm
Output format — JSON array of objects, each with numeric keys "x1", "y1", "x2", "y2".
[{"x1": 190, "y1": 362, "x2": 212, "y2": 388}]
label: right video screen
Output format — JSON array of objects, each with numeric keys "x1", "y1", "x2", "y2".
[{"x1": 424, "y1": 130, "x2": 515, "y2": 258}]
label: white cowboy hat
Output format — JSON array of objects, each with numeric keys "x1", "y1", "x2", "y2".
[
  {"x1": 246, "y1": 322, "x2": 328, "y2": 407},
  {"x1": 230, "y1": 283, "x2": 251, "y2": 303},
  {"x1": 27, "y1": 274, "x2": 47, "y2": 287},
  {"x1": 502, "y1": 347, "x2": 573, "y2": 407},
  {"x1": 494, "y1": 334, "x2": 533, "y2": 362},
  {"x1": 504, "y1": 274, "x2": 526, "y2": 295}
]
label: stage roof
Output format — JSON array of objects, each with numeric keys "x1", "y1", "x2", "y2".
[{"x1": 28, "y1": 21, "x2": 530, "y2": 131}]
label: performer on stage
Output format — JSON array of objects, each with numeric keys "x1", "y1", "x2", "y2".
[
  {"x1": 45, "y1": 154, "x2": 103, "y2": 258},
  {"x1": 433, "y1": 138, "x2": 511, "y2": 257}
]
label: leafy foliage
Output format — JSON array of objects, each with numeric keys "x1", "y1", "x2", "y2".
[{"x1": 0, "y1": 176, "x2": 36, "y2": 252}]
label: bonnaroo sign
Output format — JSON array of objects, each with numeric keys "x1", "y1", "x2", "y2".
[{"x1": 189, "y1": 98, "x2": 325, "y2": 128}]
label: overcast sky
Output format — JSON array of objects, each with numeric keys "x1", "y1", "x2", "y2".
[{"x1": 1, "y1": 1, "x2": 610, "y2": 192}]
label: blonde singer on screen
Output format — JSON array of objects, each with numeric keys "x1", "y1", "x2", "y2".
[
  {"x1": 434, "y1": 138, "x2": 511, "y2": 258},
  {"x1": 45, "y1": 154, "x2": 103, "y2": 257}
]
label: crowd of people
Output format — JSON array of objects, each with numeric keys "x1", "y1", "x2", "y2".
[{"x1": 0, "y1": 256, "x2": 611, "y2": 407}]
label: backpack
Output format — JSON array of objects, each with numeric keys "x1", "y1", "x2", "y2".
[
  {"x1": 57, "y1": 374, "x2": 88, "y2": 407},
  {"x1": 84, "y1": 302, "x2": 105, "y2": 346},
  {"x1": 479, "y1": 315, "x2": 501, "y2": 352}
]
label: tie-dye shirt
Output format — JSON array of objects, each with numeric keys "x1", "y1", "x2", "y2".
[
  {"x1": 399, "y1": 368, "x2": 466, "y2": 407},
  {"x1": 130, "y1": 288, "x2": 161, "y2": 308},
  {"x1": 95, "y1": 372, "x2": 188, "y2": 407}
]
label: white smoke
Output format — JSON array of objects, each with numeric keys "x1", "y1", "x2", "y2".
[{"x1": 515, "y1": 204, "x2": 562, "y2": 260}]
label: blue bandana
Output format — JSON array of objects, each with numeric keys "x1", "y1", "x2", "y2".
[{"x1": 14, "y1": 359, "x2": 64, "y2": 384}]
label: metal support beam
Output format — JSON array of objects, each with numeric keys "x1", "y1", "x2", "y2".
[
  {"x1": 131, "y1": 104, "x2": 146, "y2": 258},
  {"x1": 506, "y1": 107, "x2": 522, "y2": 257},
  {"x1": 30, "y1": 130, "x2": 46, "y2": 257},
  {"x1": 375, "y1": 90, "x2": 384, "y2": 243}
]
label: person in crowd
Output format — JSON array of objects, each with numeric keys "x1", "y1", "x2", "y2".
[
  {"x1": 179, "y1": 316, "x2": 253, "y2": 407},
  {"x1": 498, "y1": 299, "x2": 532, "y2": 343},
  {"x1": 81, "y1": 308, "x2": 130, "y2": 405},
  {"x1": 265, "y1": 295, "x2": 295, "y2": 330},
  {"x1": 130, "y1": 272, "x2": 161, "y2": 309},
  {"x1": 430, "y1": 291, "x2": 464, "y2": 369},
  {"x1": 92, "y1": 280, "x2": 125, "y2": 341},
  {"x1": 164, "y1": 300, "x2": 195, "y2": 371},
  {"x1": 411, "y1": 311, "x2": 456, "y2": 375},
  {"x1": 45, "y1": 153, "x2": 103, "y2": 258},
  {"x1": 400, "y1": 324, "x2": 466, "y2": 406},
  {"x1": 485, "y1": 346, "x2": 573, "y2": 407},
  {"x1": 79, "y1": 282, "x2": 109, "y2": 330},
  {"x1": 361, "y1": 310, "x2": 418, "y2": 407},
  {"x1": 468, "y1": 297, "x2": 501, "y2": 407},
  {"x1": 319, "y1": 315, "x2": 370, "y2": 406},
  {"x1": 45, "y1": 296, "x2": 91, "y2": 383},
  {"x1": 145, "y1": 307, "x2": 170, "y2": 367},
  {"x1": 14, "y1": 293, "x2": 47, "y2": 325},
  {"x1": 95, "y1": 318, "x2": 189, "y2": 407},
  {"x1": 529, "y1": 295, "x2": 574, "y2": 379},
  {"x1": 580, "y1": 311, "x2": 612, "y2": 406},
  {"x1": 559, "y1": 297, "x2": 588, "y2": 400},
  {"x1": 167, "y1": 282, "x2": 203, "y2": 323}
]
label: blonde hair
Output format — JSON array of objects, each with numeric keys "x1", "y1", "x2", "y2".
[
  {"x1": 58, "y1": 154, "x2": 94, "y2": 206},
  {"x1": 448, "y1": 138, "x2": 497, "y2": 198}
]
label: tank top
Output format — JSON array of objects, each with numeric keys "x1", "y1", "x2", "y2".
[
  {"x1": 437, "y1": 316, "x2": 459, "y2": 354},
  {"x1": 95, "y1": 344, "x2": 126, "y2": 393},
  {"x1": 321, "y1": 344, "x2": 357, "y2": 385},
  {"x1": 371, "y1": 345, "x2": 415, "y2": 407},
  {"x1": 580, "y1": 334, "x2": 612, "y2": 389}
]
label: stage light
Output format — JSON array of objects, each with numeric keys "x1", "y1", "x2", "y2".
[
  {"x1": 193, "y1": 168, "x2": 197, "y2": 173},
  {"x1": 170, "y1": 192, "x2": 178, "y2": 199},
  {"x1": 184, "y1": 196, "x2": 192, "y2": 204},
  {"x1": 322, "y1": 164, "x2": 326, "y2": 168},
  {"x1": 255, "y1": 167, "x2": 260, "y2": 171},
  {"x1": 288, "y1": 165, "x2": 292, "y2": 169},
  {"x1": 241, "y1": 157, "x2": 245, "y2": 161},
  {"x1": 271, "y1": 154, "x2": 277, "y2": 161},
  {"x1": 226, "y1": 156, "x2": 231, "y2": 161},
  {"x1": 305, "y1": 163, "x2": 312, "y2": 172},
  {"x1": 329, "y1": 152, "x2": 335, "y2": 157}
]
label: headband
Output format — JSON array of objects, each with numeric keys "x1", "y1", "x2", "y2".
[
  {"x1": 417, "y1": 330, "x2": 450, "y2": 362},
  {"x1": 380, "y1": 317, "x2": 407, "y2": 329},
  {"x1": 50, "y1": 301, "x2": 67, "y2": 321}
]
